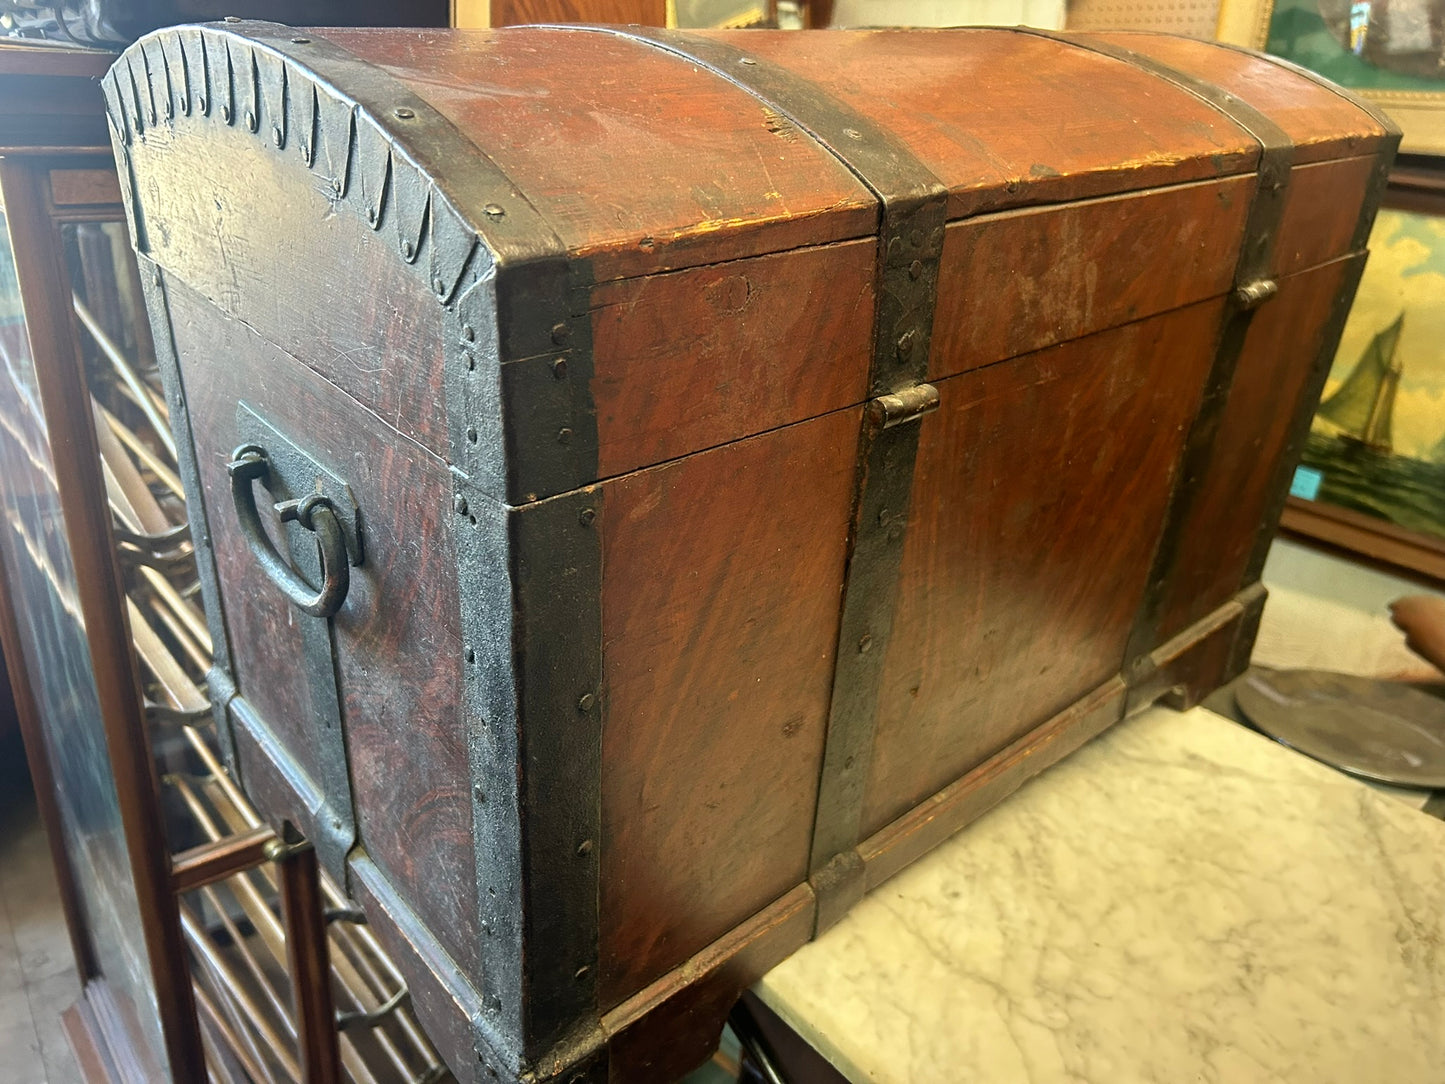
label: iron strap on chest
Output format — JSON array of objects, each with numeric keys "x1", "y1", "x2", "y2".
[{"x1": 585, "y1": 26, "x2": 949, "y2": 932}]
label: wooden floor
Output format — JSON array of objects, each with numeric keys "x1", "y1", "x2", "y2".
[{"x1": 0, "y1": 733, "x2": 83, "y2": 1084}]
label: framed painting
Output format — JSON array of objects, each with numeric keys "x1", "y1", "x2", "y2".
[
  {"x1": 1279, "y1": 165, "x2": 1445, "y2": 581},
  {"x1": 1215, "y1": 0, "x2": 1445, "y2": 154}
]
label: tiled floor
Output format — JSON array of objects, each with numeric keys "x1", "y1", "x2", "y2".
[{"x1": 0, "y1": 733, "x2": 83, "y2": 1084}]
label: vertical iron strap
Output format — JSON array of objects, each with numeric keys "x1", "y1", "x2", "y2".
[
  {"x1": 1007, "y1": 30, "x2": 1298, "y2": 684},
  {"x1": 562, "y1": 26, "x2": 950, "y2": 930}
]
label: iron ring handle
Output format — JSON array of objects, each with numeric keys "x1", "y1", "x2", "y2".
[{"x1": 227, "y1": 444, "x2": 350, "y2": 619}]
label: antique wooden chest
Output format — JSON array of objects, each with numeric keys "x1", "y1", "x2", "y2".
[{"x1": 107, "y1": 22, "x2": 1395, "y2": 1083}]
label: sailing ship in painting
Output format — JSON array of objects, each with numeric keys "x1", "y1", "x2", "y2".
[{"x1": 1302, "y1": 311, "x2": 1445, "y2": 537}]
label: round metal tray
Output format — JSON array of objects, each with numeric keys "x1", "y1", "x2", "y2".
[{"x1": 1235, "y1": 669, "x2": 1445, "y2": 790}]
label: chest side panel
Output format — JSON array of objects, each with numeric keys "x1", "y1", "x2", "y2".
[
  {"x1": 597, "y1": 407, "x2": 860, "y2": 1008},
  {"x1": 318, "y1": 26, "x2": 877, "y2": 282},
  {"x1": 588, "y1": 239, "x2": 875, "y2": 479},
  {"x1": 164, "y1": 278, "x2": 481, "y2": 982},
  {"x1": 1153, "y1": 256, "x2": 1358, "y2": 641},
  {"x1": 930, "y1": 176, "x2": 1249, "y2": 381},
  {"x1": 861, "y1": 300, "x2": 1224, "y2": 837}
]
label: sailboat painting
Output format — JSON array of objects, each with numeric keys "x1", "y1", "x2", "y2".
[{"x1": 1298, "y1": 206, "x2": 1445, "y2": 540}]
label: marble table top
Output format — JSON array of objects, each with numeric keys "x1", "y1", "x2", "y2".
[{"x1": 755, "y1": 705, "x2": 1445, "y2": 1083}]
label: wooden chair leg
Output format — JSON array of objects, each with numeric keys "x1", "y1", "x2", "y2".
[{"x1": 274, "y1": 841, "x2": 343, "y2": 1084}]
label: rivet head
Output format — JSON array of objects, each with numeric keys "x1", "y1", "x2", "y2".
[
  {"x1": 433, "y1": 277, "x2": 447, "y2": 296},
  {"x1": 887, "y1": 236, "x2": 904, "y2": 260},
  {"x1": 461, "y1": 325, "x2": 475, "y2": 342},
  {"x1": 244, "y1": 109, "x2": 257, "y2": 132},
  {"x1": 551, "y1": 358, "x2": 568, "y2": 380},
  {"x1": 224, "y1": 14, "x2": 241, "y2": 21},
  {"x1": 551, "y1": 323, "x2": 570, "y2": 345},
  {"x1": 483, "y1": 203, "x2": 505, "y2": 217},
  {"x1": 331, "y1": 178, "x2": 343, "y2": 195},
  {"x1": 858, "y1": 634, "x2": 873, "y2": 653},
  {"x1": 466, "y1": 427, "x2": 479, "y2": 444},
  {"x1": 221, "y1": 103, "x2": 232, "y2": 123},
  {"x1": 577, "y1": 839, "x2": 593, "y2": 856},
  {"x1": 910, "y1": 228, "x2": 924, "y2": 247},
  {"x1": 197, "y1": 96, "x2": 208, "y2": 113},
  {"x1": 300, "y1": 140, "x2": 311, "y2": 163},
  {"x1": 151, "y1": 265, "x2": 162, "y2": 286},
  {"x1": 557, "y1": 427, "x2": 573, "y2": 445},
  {"x1": 271, "y1": 125, "x2": 283, "y2": 147},
  {"x1": 909, "y1": 259, "x2": 924, "y2": 280},
  {"x1": 897, "y1": 329, "x2": 917, "y2": 357},
  {"x1": 464, "y1": 645, "x2": 476, "y2": 664},
  {"x1": 739, "y1": 57, "x2": 757, "y2": 65},
  {"x1": 473, "y1": 784, "x2": 485, "y2": 802},
  {"x1": 465, "y1": 352, "x2": 475, "y2": 371},
  {"x1": 163, "y1": 101, "x2": 174, "y2": 119},
  {"x1": 291, "y1": 36, "x2": 311, "y2": 43},
  {"x1": 402, "y1": 239, "x2": 415, "y2": 261},
  {"x1": 578, "y1": 692, "x2": 596, "y2": 712},
  {"x1": 574, "y1": 966, "x2": 591, "y2": 981},
  {"x1": 393, "y1": 106, "x2": 415, "y2": 119},
  {"x1": 843, "y1": 127, "x2": 862, "y2": 140},
  {"x1": 367, "y1": 206, "x2": 379, "y2": 226},
  {"x1": 453, "y1": 494, "x2": 469, "y2": 516},
  {"x1": 578, "y1": 507, "x2": 596, "y2": 527}
]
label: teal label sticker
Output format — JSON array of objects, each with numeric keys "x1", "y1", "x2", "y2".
[{"x1": 1290, "y1": 465, "x2": 1324, "y2": 501}]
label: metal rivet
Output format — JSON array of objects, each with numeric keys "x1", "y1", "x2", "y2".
[
  {"x1": 198, "y1": 96, "x2": 208, "y2": 113},
  {"x1": 473, "y1": 784, "x2": 485, "y2": 802},
  {"x1": 551, "y1": 323, "x2": 570, "y2": 346},
  {"x1": 245, "y1": 109, "x2": 257, "y2": 132},
  {"x1": 574, "y1": 966, "x2": 590, "y2": 981},
  {"x1": 858, "y1": 634, "x2": 873, "y2": 653},
  {"x1": 843, "y1": 127, "x2": 862, "y2": 140},
  {"x1": 577, "y1": 839, "x2": 593, "y2": 856},
  {"x1": 164, "y1": 101, "x2": 173, "y2": 119},
  {"x1": 551, "y1": 358, "x2": 567, "y2": 380},
  {"x1": 578, "y1": 692, "x2": 596, "y2": 712},
  {"x1": 464, "y1": 646, "x2": 475, "y2": 664},
  {"x1": 453, "y1": 494, "x2": 469, "y2": 516},
  {"x1": 488, "y1": 995, "x2": 501, "y2": 1011},
  {"x1": 221, "y1": 103, "x2": 232, "y2": 123},
  {"x1": 300, "y1": 140, "x2": 311, "y2": 162},
  {"x1": 466, "y1": 427, "x2": 478, "y2": 444},
  {"x1": 557, "y1": 427, "x2": 572, "y2": 445},
  {"x1": 461, "y1": 325, "x2": 475, "y2": 342},
  {"x1": 886, "y1": 236, "x2": 903, "y2": 260},
  {"x1": 897, "y1": 329, "x2": 916, "y2": 357},
  {"x1": 433, "y1": 277, "x2": 446, "y2": 296},
  {"x1": 402, "y1": 239, "x2": 415, "y2": 261},
  {"x1": 465, "y1": 353, "x2": 475, "y2": 371},
  {"x1": 909, "y1": 259, "x2": 923, "y2": 280},
  {"x1": 224, "y1": 14, "x2": 241, "y2": 21},
  {"x1": 151, "y1": 265, "x2": 162, "y2": 286},
  {"x1": 482, "y1": 203, "x2": 505, "y2": 217},
  {"x1": 367, "y1": 206, "x2": 379, "y2": 226},
  {"x1": 578, "y1": 507, "x2": 596, "y2": 527},
  {"x1": 271, "y1": 125, "x2": 283, "y2": 147},
  {"x1": 291, "y1": 36, "x2": 311, "y2": 43},
  {"x1": 739, "y1": 57, "x2": 757, "y2": 65},
  {"x1": 910, "y1": 229, "x2": 924, "y2": 247},
  {"x1": 331, "y1": 178, "x2": 342, "y2": 195},
  {"x1": 393, "y1": 106, "x2": 415, "y2": 119}
]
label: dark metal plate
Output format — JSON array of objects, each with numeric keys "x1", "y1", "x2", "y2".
[{"x1": 1236, "y1": 669, "x2": 1445, "y2": 789}]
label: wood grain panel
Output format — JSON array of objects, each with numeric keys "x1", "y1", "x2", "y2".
[
  {"x1": 490, "y1": 0, "x2": 667, "y2": 22},
  {"x1": 589, "y1": 239, "x2": 874, "y2": 477},
  {"x1": 321, "y1": 27, "x2": 876, "y2": 281},
  {"x1": 861, "y1": 301, "x2": 1224, "y2": 837},
  {"x1": 1154, "y1": 258, "x2": 1353, "y2": 641},
  {"x1": 598, "y1": 408, "x2": 859, "y2": 1008},
  {"x1": 165, "y1": 280, "x2": 481, "y2": 981},
  {"x1": 1083, "y1": 32, "x2": 1389, "y2": 165},
  {"x1": 1273, "y1": 155, "x2": 1377, "y2": 275},
  {"x1": 716, "y1": 28, "x2": 1260, "y2": 219},
  {"x1": 930, "y1": 175, "x2": 1248, "y2": 380},
  {"x1": 128, "y1": 115, "x2": 450, "y2": 458}
]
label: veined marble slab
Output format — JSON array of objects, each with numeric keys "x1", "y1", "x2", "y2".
[{"x1": 756, "y1": 706, "x2": 1445, "y2": 1084}]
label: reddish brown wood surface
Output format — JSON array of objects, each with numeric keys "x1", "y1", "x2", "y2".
[
  {"x1": 1272, "y1": 154, "x2": 1378, "y2": 274},
  {"x1": 319, "y1": 27, "x2": 876, "y2": 282},
  {"x1": 597, "y1": 408, "x2": 858, "y2": 1008},
  {"x1": 590, "y1": 240, "x2": 874, "y2": 477},
  {"x1": 861, "y1": 301, "x2": 1224, "y2": 837},
  {"x1": 930, "y1": 175, "x2": 1248, "y2": 381},
  {"x1": 1084, "y1": 32, "x2": 1388, "y2": 165},
  {"x1": 1153, "y1": 257, "x2": 1354, "y2": 641},
  {"x1": 164, "y1": 278, "x2": 481, "y2": 983},
  {"x1": 489, "y1": 0, "x2": 667, "y2": 22},
  {"x1": 712, "y1": 28, "x2": 1259, "y2": 219}
]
